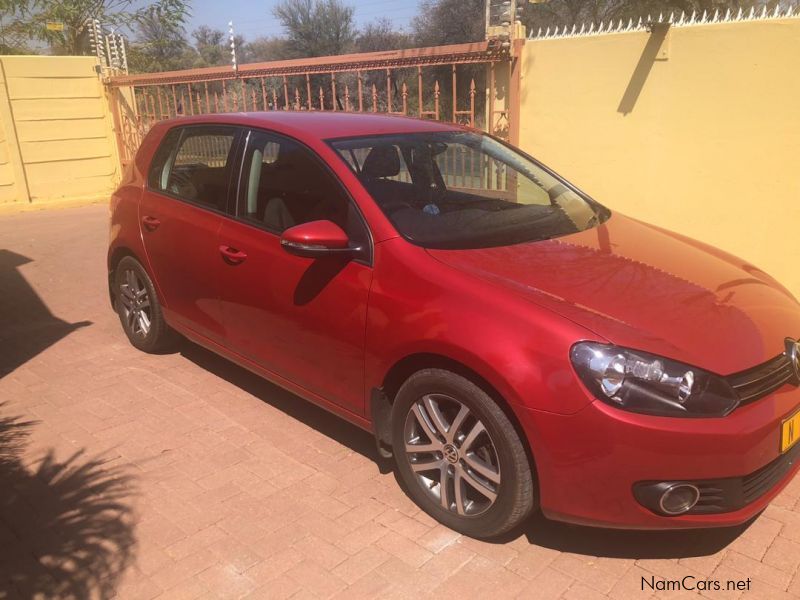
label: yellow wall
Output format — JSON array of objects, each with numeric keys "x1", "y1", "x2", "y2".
[
  {"x1": 518, "y1": 17, "x2": 800, "y2": 297},
  {"x1": 0, "y1": 55, "x2": 120, "y2": 206}
]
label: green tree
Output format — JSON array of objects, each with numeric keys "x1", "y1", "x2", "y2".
[
  {"x1": 0, "y1": 1, "x2": 34, "y2": 54},
  {"x1": 412, "y1": 0, "x2": 485, "y2": 45},
  {"x1": 127, "y1": 3, "x2": 193, "y2": 72},
  {"x1": 273, "y1": 0, "x2": 356, "y2": 58},
  {"x1": 356, "y1": 17, "x2": 413, "y2": 52},
  {"x1": 0, "y1": 0, "x2": 190, "y2": 56},
  {"x1": 192, "y1": 26, "x2": 248, "y2": 67},
  {"x1": 247, "y1": 36, "x2": 290, "y2": 62}
]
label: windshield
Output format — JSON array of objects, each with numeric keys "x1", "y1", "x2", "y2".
[{"x1": 330, "y1": 131, "x2": 609, "y2": 249}]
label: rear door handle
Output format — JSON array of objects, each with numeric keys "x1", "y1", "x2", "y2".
[
  {"x1": 142, "y1": 215, "x2": 161, "y2": 230},
  {"x1": 219, "y1": 245, "x2": 247, "y2": 264}
]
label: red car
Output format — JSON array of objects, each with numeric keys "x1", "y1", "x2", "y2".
[{"x1": 108, "y1": 112, "x2": 800, "y2": 538}]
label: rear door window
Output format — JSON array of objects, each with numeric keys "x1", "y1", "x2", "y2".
[{"x1": 148, "y1": 125, "x2": 239, "y2": 213}]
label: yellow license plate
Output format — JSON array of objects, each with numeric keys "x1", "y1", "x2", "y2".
[{"x1": 781, "y1": 408, "x2": 800, "y2": 453}]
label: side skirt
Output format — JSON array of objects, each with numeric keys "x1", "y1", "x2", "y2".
[{"x1": 170, "y1": 320, "x2": 374, "y2": 433}]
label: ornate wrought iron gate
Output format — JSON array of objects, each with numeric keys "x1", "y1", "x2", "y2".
[{"x1": 106, "y1": 40, "x2": 516, "y2": 167}]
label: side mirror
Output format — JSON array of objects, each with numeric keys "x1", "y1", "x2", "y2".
[{"x1": 280, "y1": 220, "x2": 360, "y2": 258}]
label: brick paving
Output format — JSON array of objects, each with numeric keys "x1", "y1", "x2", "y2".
[{"x1": 1, "y1": 203, "x2": 799, "y2": 599}]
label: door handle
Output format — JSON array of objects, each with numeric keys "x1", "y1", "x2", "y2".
[
  {"x1": 142, "y1": 215, "x2": 161, "y2": 230},
  {"x1": 219, "y1": 245, "x2": 247, "y2": 264}
]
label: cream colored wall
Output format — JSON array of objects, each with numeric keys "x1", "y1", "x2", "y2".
[
  {"x1": 0, "y1": 55, "x2": 119, "y2": 206},
  {"x1": 518, "y1": 18, "x2": 800, "y2": 297}
]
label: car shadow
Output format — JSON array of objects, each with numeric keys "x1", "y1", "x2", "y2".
[
  {"x1": 0, "y1": 405, "x2": 137, "y2": 599},
  {"x1": 178, "y1": 341, "x2": 393, "y2": 472},
  {"x1": 0, "y1": 249, "x2": 91, "y2": 378},
  {"x1": 178, "y1": 339, "x2": 751, "y2": 559}
]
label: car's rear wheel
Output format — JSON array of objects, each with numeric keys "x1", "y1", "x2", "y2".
[
  {"x1": 114, "y1": 256, "x2": 173, "y2": 353},
  {"x1": 391, "y1": 368, "x2": 535, "y2": 539}
]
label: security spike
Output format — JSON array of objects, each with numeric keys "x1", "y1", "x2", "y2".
[
  {"x1": 658, "y1": 12, "x2": 663, "y2": 22},
  {"x1": 588, "y1": 21, "x2": 594, "y2": 33},
  {"x1": 571, "y1": 24, "x2": 577, "y2": 34},
  {"x1": 700, "y1": 10, "x2": 706, "y2": 22},
  {"x1": 669, "y1": 12, "x2": 674, "y2": 23},
  {"x1": 773, "y1": 4, "x2": 781, "y2": 17},
  {"x1": 712, "y1": 9, "x2": 719, "y2": 22},
  {"x1": 760, "y1": 5, "x2": 767, "y2": 18},
  {"x1": 736, "y1": 7, "x2": 743, "y2": 20},
  {"x1": 748, "y1": 6, "x2": 755, "y2": 19},
  {"x1": 637, "y1": 16, "x2": 642, "y2": 27},
  {"x1": 787, "y1": 5, "x2": 795, "y2": 17},
  {"x1": 725, "y1": 8, "x2": 731, "y2": 21}
]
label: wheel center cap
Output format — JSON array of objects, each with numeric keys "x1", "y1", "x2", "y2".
[{"x1": 443, "y1": 443, "x2": 459, "y2": 464}]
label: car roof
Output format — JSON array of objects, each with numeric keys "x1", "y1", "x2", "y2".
[{"x1": 154, "y1": 111, "x2": 467, "y2": 142}]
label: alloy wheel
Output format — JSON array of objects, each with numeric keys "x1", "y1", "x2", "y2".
[
  {"x1": 119, "y1": 268, "x2": 152, "y2": 338},
  {"x1": 403, "y1": 393, "x2": 501, "y2": 516}
]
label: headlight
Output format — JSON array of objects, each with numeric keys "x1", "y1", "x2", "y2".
[{"x1": 570, "y1": 342, "x2": 738, "y2": 417}]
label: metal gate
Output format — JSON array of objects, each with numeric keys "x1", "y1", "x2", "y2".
[{"x1": 106, "y1": 40, "x2": 516, "y2": 167}]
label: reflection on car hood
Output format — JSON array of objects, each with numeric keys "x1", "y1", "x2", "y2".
[{"x1": 427, "y1": 213, "x2": 800, "y2": 375}]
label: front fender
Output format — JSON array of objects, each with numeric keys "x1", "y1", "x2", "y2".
[{"x1": 364, "y1": 239, "x2": 597, "y2": 416}]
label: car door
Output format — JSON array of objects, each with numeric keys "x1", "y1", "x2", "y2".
[
  {"x1": 217, "y1": 129, "x2": 373, "y2": 414},
  {"x1": 140, "y1": 124, "x2": 242, "y2": 343}
]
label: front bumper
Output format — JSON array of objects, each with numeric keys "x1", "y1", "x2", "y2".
[{"x1": 519, "y1": 385, "x2": 800, "y2": 529}]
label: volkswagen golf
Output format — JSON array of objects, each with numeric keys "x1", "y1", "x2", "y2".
[{"x1": 108, "y1": 112, "x2": 800, "y2": 538}]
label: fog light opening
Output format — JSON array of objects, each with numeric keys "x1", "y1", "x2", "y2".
[{"x1": 658, "y1": 483, "x2": 700, "y2": 515}]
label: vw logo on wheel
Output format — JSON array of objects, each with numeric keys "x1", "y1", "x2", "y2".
[
  {"x1": 787, "y1": 338, "x2": 800, "y2": 383},
  {"x1": 443, "y1": 443, "x2": 459, "y2": 464}
]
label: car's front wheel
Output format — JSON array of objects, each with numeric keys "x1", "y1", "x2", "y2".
[
  {"x1": 391, "y1": 368, "x2": 535, "y2": 539},
  {"x1": 114, "y1": 256, "x2": 173, "y2": 353}
]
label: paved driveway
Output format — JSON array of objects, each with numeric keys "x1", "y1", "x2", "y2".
[{"x1": 1, "y1": 204, "x2": 799, "y2": 599}]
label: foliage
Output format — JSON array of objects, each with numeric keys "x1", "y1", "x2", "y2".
[
  {"x1": 126, "y1": 6, "x2": 193, "y2": 72},
  {"x1": 356, "y1": 17, "x2": 414, "y2": 52},
  {"x1": 519, "y1": 0, "x2": 767, "y2": 30},
  {"x1": 0, "y1": 0, "x2": 190, "y2": 56},
  {"x1": 412, "y1": 0, "x2": 486, "y2": 45},
  {"x1": 247, "y1": 36, "x2": 290, "y2": 63},
  {"x1": 273, "y1": 0, "x2": 356, "y2": 58},
  {"x1": 192, "y1": 25, "x2": 247, "y2": 67}
]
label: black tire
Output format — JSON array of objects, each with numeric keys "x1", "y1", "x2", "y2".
[
  {"x1": 391, "y1": 368, "x2": 535, "y2": 539},
  {"x1": 114, "y1": 256, "x2": 174, "y2": 353}
]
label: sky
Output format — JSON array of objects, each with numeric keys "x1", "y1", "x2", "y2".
[{"x1": 187, "y1": 0, "x2": 424, "y2": 41}]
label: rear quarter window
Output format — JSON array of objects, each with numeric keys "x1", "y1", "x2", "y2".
[{"x1": 147, "y1": 128, "x2": 181, "y2": 190}]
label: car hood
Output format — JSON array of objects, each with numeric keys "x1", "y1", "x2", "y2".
[{"x1": 427, "y1": 213, "x2": 800, "y2": 375}]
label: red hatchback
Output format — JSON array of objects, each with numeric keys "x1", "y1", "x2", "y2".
[{"x1": 108, "y1": 112, "x2": 800, "y2": 538}]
